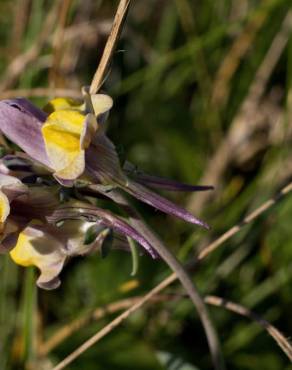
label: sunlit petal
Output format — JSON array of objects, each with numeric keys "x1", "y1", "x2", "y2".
[
  {"x1": 42, "y1": 110, "x2": 89, "y2": 180},
  {"x1": 90, "y1": 94, "x2": 113, "y2": 118},
  {"x1": 9, "y1": 225, "x2": 66, "y2": 290}
]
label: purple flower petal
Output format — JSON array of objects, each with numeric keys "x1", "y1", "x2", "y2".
[
  {"x1": 4, "y1": 98, "x2": 47, "y2": 122},
  {"x1": 85, "y1": 134, "x2": 126, "y2": 184},
  {"x1": 123, "y1": 180, "x2": 210, "y2": 229},
  {"x1": 123, "y1": 162, "x2": 213, "y2": 192},
  {"x1": 130, "y1": 173, "x2": 213, "y2": 192},
  {"x1": 0, "y1": 99, "x2": 51, "y2": 168},
  {"x1": 85, "y1": 138, "x2": 209, "y2": 228},
  {"x1": 47, "y1": 206, "x2": 158, "y2": 258}
]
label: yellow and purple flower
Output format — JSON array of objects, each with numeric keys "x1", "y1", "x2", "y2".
[{"x1": 0, "y1": 88, "x2": 212, "y2": 289}]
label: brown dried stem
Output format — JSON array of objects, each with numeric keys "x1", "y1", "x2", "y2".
[
  {"x1": 40, "y1": 295, "x2": 172, "y2": 355},
  {"x1": 205, "y1": 295, "x2": 292, "y2": 361},
  {"x1": 51, "y1": 276, "x2": 175, "y2": 370},
  {"x1": 44, "y1": 294, "x2": 292, "y2": 362},
  {"x1": 89, "y1": 0, "x2": 131, "y2": 94}
]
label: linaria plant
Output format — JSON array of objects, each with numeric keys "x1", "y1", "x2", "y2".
[
  {"x1": 0, "y1": 2, "x2": 225, "y2": 370},
  {"x1": 0, "y1": 92, "x2": 210, "y2": 285}
]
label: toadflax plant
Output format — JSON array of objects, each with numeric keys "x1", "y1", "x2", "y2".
[
  {"x1": 0, "y1": 87, "x2": 224, "y2": 369},
  {"x1": 0, "y1": 88, "x2": 209, "y2": 288}
]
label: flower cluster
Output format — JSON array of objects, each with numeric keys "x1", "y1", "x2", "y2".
[{"x1": 0, "y1": 88, "x2": 211, "y2": 289}]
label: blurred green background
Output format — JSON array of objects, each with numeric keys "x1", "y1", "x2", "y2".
[{"x1": 0, "y1": 0, "x2": 292, "y2": 369}]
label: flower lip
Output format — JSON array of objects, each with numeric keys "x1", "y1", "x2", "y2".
[
  {"x1": 41, "y1": 109, "x2": 88, "y2": 180},
  {"x1": 9, "y1": 224, "x2": 66, "y2": 290}
]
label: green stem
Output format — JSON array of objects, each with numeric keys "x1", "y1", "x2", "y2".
[
  {"x1": 22, "y1": 267, "x2": 37, "y2": 365},
  {"x1": 127, "y1": 237, "x2": 139, "y2": 276}
]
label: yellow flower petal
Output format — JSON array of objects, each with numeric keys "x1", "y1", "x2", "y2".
[
  {"x1": 45, "y1": 110, "x2": 85, "y2": 135},
  {"x1": 43, "y1": 97, "x2": 82, "y2": 114},
  {"x1": 41, "y1": 92, "x2": 113, "y2": 181},
  {"x1": 42, "y1": 110, "x2": 87, "y2": 179},
  {"x1": 90, "y1": 94, "x2": 113, "y2": 117},
  {"x1": 0, "y1": 190, "x2": 10, "y2": 224},
  {"x1": 10, "y1": 226, "x2": 66, "y2": 289},
  {"x1": 53, "y1": 150, "x2": 85, "y2": 180},
  {"x1": 82, "y1": 87, "x2": 113, "y2": 118}
]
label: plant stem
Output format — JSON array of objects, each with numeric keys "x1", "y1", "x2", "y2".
[
  {"x1": 89, "y1": 0, "x2": 131, "y2": 94},
  {"x1": 96, "y1": 186, "x2": 225, "y2": 370}
]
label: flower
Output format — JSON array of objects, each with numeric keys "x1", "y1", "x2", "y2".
[
  {"x1": 0, "y1": 176, "x2": 157, "y2": 288},
  {"x1": 0, "y1": 89, "x2": 212, "y2": 289},
  {"x1": 0, "y1": 91, "x2": 210, "y2": 226}
]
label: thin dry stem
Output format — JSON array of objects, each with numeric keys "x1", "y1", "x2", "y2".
[
  {"x1": 40, "y1": 295, "x2": 172, "y2": 355},
  {"x1": 51, "y1": 276, "x2": 174, "y2": 370},
  {"x1": 52, "y1": 181, "x2": 292, "y2": 370},
  {"x1": 205, "y1": 295, "x2": 292, "y2": 361},
  {"x1": 197, "y1": 182, "x2": 292, "y2": 261},
  {"x1": 45, "y1": 294, "x2": 292, "y2": 362},
  {"x1": 89, "y1": 0, "x2": 130, "y2": 94}
]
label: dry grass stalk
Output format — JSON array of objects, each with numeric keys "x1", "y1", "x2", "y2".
[
  {"x1": 43, "y1": 293, "x2": 292, "y2": 362},
  {"x1": 40, "y1": 295, "x2": 173, "y2": 355},
  {"x1": 205, "y1": 296, "x2": 292, "y2": 361},
  {"x1": 89, "y1": 0, "x2": 131, "y2": 94}
]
